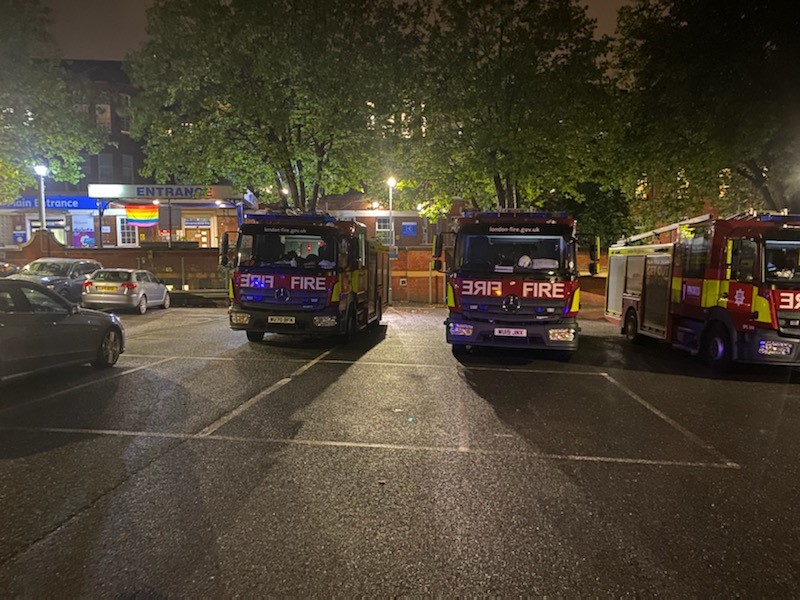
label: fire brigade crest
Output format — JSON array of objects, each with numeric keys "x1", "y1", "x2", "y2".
[{"x1": 733, "y1": 288, "x2": 746, "y2": 307}]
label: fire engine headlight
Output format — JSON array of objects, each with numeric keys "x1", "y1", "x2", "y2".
[
  {"x1": 758, "y1": 340, "x2": 793, "y2": 356},
  {"x1": 230, "y1": 312, "x2": 251, "y2": 325},
  {"x1": 313, "y1": 316, "x2": 338, "y2": 327},
  {"x1": 449, "y1": 323, "x2": 474, "y2": 336},
  {"x1": 548, "y1": 328, "x2": 575, "y2": 342}
]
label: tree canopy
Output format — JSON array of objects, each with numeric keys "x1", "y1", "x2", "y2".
[
  {"x1": 404, "y1": 0, "x2": 615, "y2": 211},
  {"x1": 0, "y1": 0, "x2": 105, "y2": 203},
  {"x1": 617, "y1": 0, "x2": 800, "y2": 222},
  {"x1": 127, "y1": 0, "x2": 415, "y2": 211}
]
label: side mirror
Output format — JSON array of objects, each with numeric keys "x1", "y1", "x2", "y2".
[
  {"x1": 70, "y1": 304, "x2": 80, "y2": 315},
  {"x1": 432, "y1": 259, "x2": 443, "y2": 272},
  {"x1": 433, "y1": 234, "x2": 443, "y2": 259},
  {"x1": 589, "y1": 262, "x2": 599, "y2": 276}
]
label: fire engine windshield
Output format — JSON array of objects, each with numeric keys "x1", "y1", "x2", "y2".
[
  {"x1": 456, "y1": 234, "x2": 571, "y2": 275},
  {"x1": 765, "y1": 240, "x2": 800, "y2": 282},
  {"x1": 237, "y1": 232, "x2": 337, "y2": 269}
]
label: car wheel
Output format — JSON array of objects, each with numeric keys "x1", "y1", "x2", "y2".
[
  {"x1": 162, "y1": 292, "x2": 170, "y2": 309},
  {"x1": 137, "y1": 295, "x2": 147, "y2": 315},
  {"x1": 246, "y1": 330, "x2": 264, "y2": 342},
  {"x1": 92, "y1": 327, "x2": 122, "y2": 369}
]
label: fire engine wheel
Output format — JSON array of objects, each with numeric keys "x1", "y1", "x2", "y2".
[
  {"x1": 246, "y1": 330, "x2": 264, "y2": 342},
  {"x1": 624, "y1": 310, "x2": 644, "y2": 344},
  {"x1": 341, "y1": 308, "x2": 358, "y2": 342},
  {"x1": 368, "y1": 299, "x2": 382, "y2": 328},
  {"x1": 703, "y1": 323, "x2": 732, "y2": 372}
]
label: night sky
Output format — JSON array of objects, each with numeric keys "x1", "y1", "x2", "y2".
[{"x1": 43, "y1": 0, "x2": 630, "y2": 61}]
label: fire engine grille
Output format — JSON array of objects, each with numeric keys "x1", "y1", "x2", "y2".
[
  {"x1": 240, "y1": 290, "x2": 328, "y2": 311},
  {"x1": 461, "y1": 296, "x2": 566, "y2": 324}
]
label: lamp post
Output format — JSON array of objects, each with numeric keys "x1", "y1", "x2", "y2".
[
  {"x1": 387, "y1": 176, "x2": 397, "y2": 304},
  {"x1": 33, "y1": 165, "x2": 49, "y2": 232},
  {"x1": 387, "y1": 176, "x2": 396, "y2": 246}
]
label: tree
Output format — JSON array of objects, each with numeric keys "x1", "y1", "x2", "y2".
[
  {"x1": 128, "y1": 0, "x2": 415, "y2": 211},
  {"x1": 617, "y1": 0, "x2": 800, "y2": 218},
  {"x1": 405, "y1": 0, "x2": 614, "y2": 210},
  {"x1": 0, "y1": 0, "x2": 106, "y2": 203}
]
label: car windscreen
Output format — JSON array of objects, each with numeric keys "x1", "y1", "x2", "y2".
[
  {"x1": 765, "y1": 240, "x2": 800, "y2": 283},
  {"x1": 92, "y1": 271, "x2": 132, "y2": 282},
  {"x1": 455, "y1": 234, "x2": 569, "y2": 275},
  {"x1": 21, "y1": 261, "x2": 71, "y2": 276},
  {"x1": 237, "y1": 232, "x2": 337, "y2": 269}
]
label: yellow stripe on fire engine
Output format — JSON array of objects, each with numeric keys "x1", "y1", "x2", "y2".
[
  {"x1": 717, "y1": 280, "x2": 730, "y2": 308},
  {"x1": 446, "y1": 283, "x2": 455, "y2": 307},
  {"x1": 228, "y1": 277, "x2": 234, "y2": 299},
  {"x1": 702, "y1": 279, "x2": 720, "y2": 307},
  {"x1": 754, "y1": 293, "x2": 772, "y2": 323},
  {"x1": 571, "y1": 288, "x2": 580, "y2": 313},
  {"x1": 671, "y1": 277, "x2": 682, "y2": 303},
  {"x1": 332, "y1": 278, "x2": 342, "y2": 301}
]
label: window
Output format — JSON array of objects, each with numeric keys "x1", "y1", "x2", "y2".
[
  {"x1": 730, "y1": 239, "x2": 757, "y2": 282},
  {"x1": 118, "y1": 217, "x2": 138, "y2": 246},
  {"x1": 0, "y1": 290, "x2": 17, "y2": 313},
  {"x1": 98, "y1": 154, "x2": 114, "y2": 183},
  {"x1": 19, "y1": 286, "x2": 67, "y2": 314},
  {"x1": 118, "y1": 94, "x2": 132, "y2": 133},
  {"x1": 95, "y1": 103, "x2": 112, "y2": 133},
  {"x1": 681, "y1": 228, "x2": 710, "y2": 279},
  {"x1": 376, "y1": 217, "x2": 391, "y2": 245},
  {"x1": 122, "y1": 154, "x2": 134, "y2": 184}
]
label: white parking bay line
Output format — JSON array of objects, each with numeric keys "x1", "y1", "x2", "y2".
[
  {"x1": 601, "y1": 372, "x2": 739, "y2": 468},
  {"x1": 0, "y1": 358, "x2": 175, "y2": 416},
  {"x1": 0, "y1": 425, "x2": 740, "y2": 469},
  {"x1": 195, "y1": 348, "x2": 334, "y2": 437}
]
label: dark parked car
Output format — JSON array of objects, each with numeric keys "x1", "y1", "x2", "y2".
[
  {"x1": 0, "y1": 262, "x2": 20, "y2": 278},
  {"x1": 0, "y1": 279, "x2": 124, "y2": 383},
  {"x1": 8, "y1": 257, "x2": 102, "y2": 303}
]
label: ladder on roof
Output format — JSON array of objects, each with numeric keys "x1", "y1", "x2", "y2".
[{"x1": 613, "y1": 214, "x2": 713, "y2": 247}]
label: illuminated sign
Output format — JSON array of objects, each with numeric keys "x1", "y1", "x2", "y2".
[{"x1": 88, "y1": 184, "x2": 240, "y2": 199}]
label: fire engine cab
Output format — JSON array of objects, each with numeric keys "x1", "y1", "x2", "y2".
[
  {"x1": 605, "y1": 211, "x2": 800, "y2": 370},
  {"x1": 433, "y1": 210, "x2": 581, "y2": 357},
  {"x1": 220, "y1": 212, "x2": 389, "y2": 342}
]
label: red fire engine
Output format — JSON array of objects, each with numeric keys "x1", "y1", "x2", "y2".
[
  {"x1": 433, "y1": 211, "x2": 582, "y2": 357},
  {"x1": 605, "y1": 211, "x2": 800, "y2": 370},
  {"x1": 220, "y1": 212, "x2": 389, "y2": 341}
]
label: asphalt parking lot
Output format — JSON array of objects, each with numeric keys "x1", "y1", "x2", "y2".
[{"x1": 1, "y1": 306, "x2": 800, "y2": 594}]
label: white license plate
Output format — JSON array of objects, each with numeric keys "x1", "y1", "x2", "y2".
[
  {"x1": 494, "y1": 327, "x2": 527, "y2": 337},
  {"x1": 268, "y1": 316, "x2": 296, "y2": 324}
]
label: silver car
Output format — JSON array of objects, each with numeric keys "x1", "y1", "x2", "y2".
[{"x1": 81, "y1": 269, "x2": 170, "y2": 314}]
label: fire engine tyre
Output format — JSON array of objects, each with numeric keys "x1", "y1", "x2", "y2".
[
  {"x1": 341, "y1": 307, "x2": 357, "y2": 342},
  {"x1": 368, "y1": 299, "x2": 382, "y2": 329},
  {"x1": 137, "y1": 296, "x2": 147, "y2": 315},
  {"x1": 246, "y1": 330, "x2": 264, "y2": 342},
  {"x1": 703, "y1": 323, "x2": 733, "y2": 372},
  {"x1": 624, "y1": 310, "x2": 644, "y2": 344}
]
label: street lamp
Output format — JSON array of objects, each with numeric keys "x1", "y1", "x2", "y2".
[{"x1": 33, "y1": 164, "x2": 49, "y2": 231}]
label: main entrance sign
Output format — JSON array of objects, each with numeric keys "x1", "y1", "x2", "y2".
[{"x1": 88, "y1": 184, "x2": 240, "y2": 200}]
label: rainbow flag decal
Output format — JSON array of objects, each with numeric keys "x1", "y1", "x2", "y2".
[{"x1": 125, "y1": 205, "x2": 158, "y2": 227}]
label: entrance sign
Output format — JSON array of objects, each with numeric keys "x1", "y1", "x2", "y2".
[{"x1": 89, "y1": 184, "x2": 240, "y2": 200}]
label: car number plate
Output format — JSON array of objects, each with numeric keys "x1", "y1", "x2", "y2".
[
  {"x1": 268, "y1": 316, "x2": 295, "y2": 324},
  {"x1": 494, "y1": 327, "x2": 526, "y2": 337},
  {"x1": 98, "y1": 286, "x2": 117, "y2": 292}
]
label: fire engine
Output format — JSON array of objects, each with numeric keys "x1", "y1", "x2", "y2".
[
  {"x1": 220, "y1": 212, "x2": 389, "y2": 341},
  {"x1": 605, "y1": 211, "x2": 800, "y2": 370},
  {"x1": 433, "y1": 210, "x2": 582, "y2": 357}
]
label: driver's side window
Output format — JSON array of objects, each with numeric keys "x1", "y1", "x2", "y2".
[{"x1": 19, "y1": 287, "x2": 68, "y2": 314}]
